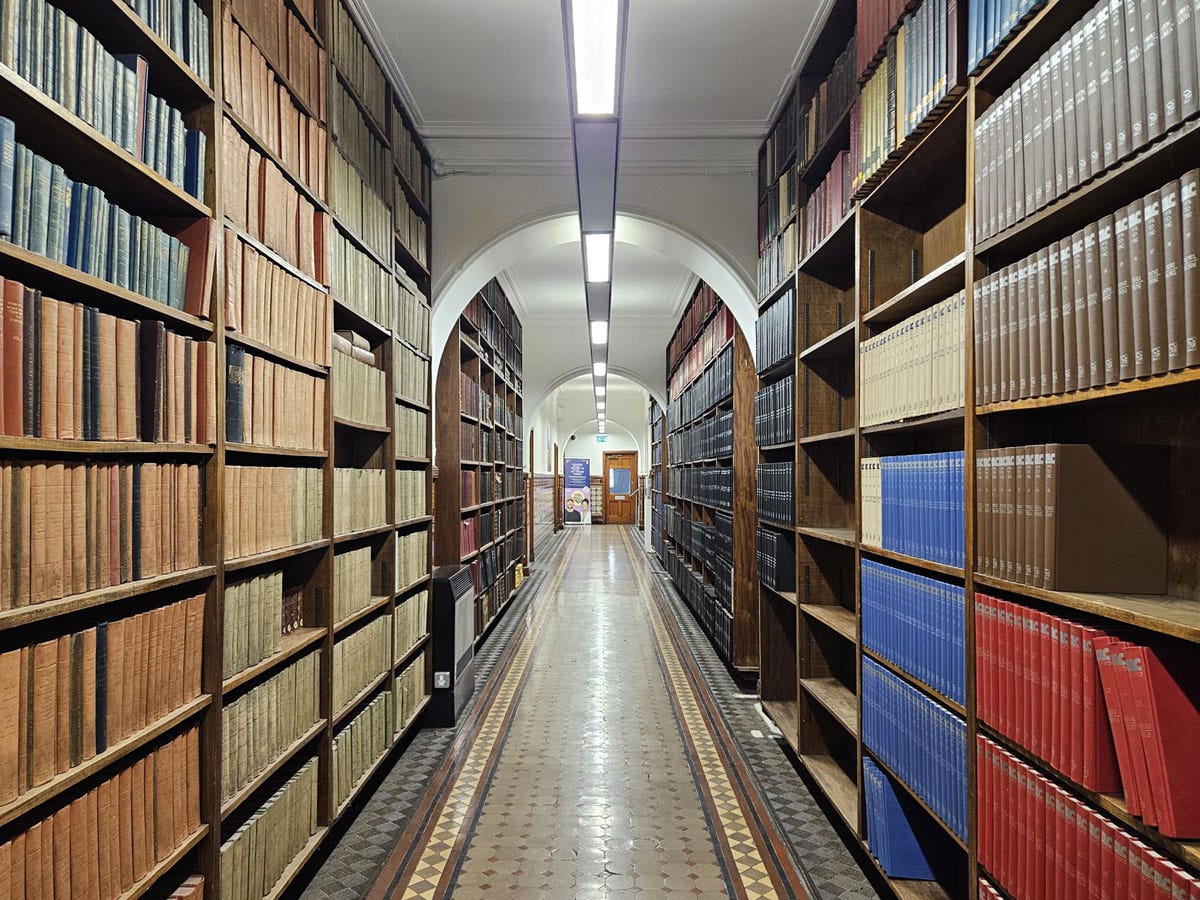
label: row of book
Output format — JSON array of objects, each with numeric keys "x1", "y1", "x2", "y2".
[
  {"x1": 395, "y1": 193, "x2": 428, "y2": 269},
  {"x1": 465, "y1": 281, "x2": 522, "y2": 365},
  {"x1": 975, "y1": 172, "x2": 1200, "y2": 405},
  {"x1": 860, "y1": 452, "x2": 966, "y2": 568},
  {"x1": 0, "y1": 593, "x2": 203, "y2": 803},
  {"x1": 974, "y1": 0, "x2": 1200, "y2": 242},
  {"x1": 122, "y1": 0, "x2": 212, "y2": 85},
  {"x1": 223, "y1": 571, "x2": 304, "y2": 680},
  {"x1": 225, "y1": 345, "x2": 325, "y2": 450},
  {"x1": 759, "y1": 92, "x2": 796, "y2": 196},
  {"x1": 0, "y1": 280, "x2": 217, "y2": 443},
  {"x1": 459, "y1": 421, "x2": 479, "y2": 462},
  {"x1": 856, "y1": 0, "x2": 909, "y2": 77},
  {"x1": 394, "y1": 589, "x2": 428, "y2": 659},
  {"x1": 394, "y1": 404, "x2": 427, "y2": 459},
  {"x1": 459, "y1": 516, "x2": 479, "y2": 556},
  {"x1": 225, "y1": 0, "x2": 325, "y2": 120},
  {"x1": 860, "y1": 290, "x2": 966, "y2": 426},
  {"x1": 0, "y1": 460, "x2": 201, "y2": 610},
  {"x1": 978, "y1": 734, "x2": 1200, "y2": 900},
  {"x1": 333, "y1": 545, "x2": 374, "y2": 625},
  {"x1": 329, "y1": 224, "x2": 391, "y2": 329},
  {"x1": 460, "y1": 372, "x2": 485, "y2": 420},
  {"x1": 758, "y1": 165, "x2": 795, "y2": 257},
  {"x1": 862, "y1": 559, "x2": 966, "y2": 706},
  {"x1": 1, "y1": 127, "x2": 202, "y2": 313},
  {"x1": 799, "y1": 38, "x2": 857, "y2": 172},
  {"x1": 667, "y1": 283, "x2": 721, "y2": 374},
  {"x1": 799, "y1": 150, "x2": 851, "y2": 259},
  {"x1": 0, "y1": 10, "x2": 207, "y2": 199},
  {"x1": 0, "y1": 728, "x2": 199, "y2": 900},
  {"x1": 220, "y1": 650, "x2": 320, "y2": 802},
  {"x1": 224, "y1": 229, "x2": 330, "y2": 368},
  {"x1": 667, "y1": 466, "x2": 733, "y2": 512},
  {"x1": 329, "y1": 0, "x2": 387, "y2": 131},
  {"x1": 395, "y1": 529, "x2": 426, "y2": 591},
  {"x1": 333, "y1": 468, "x2": 386, "y2": 535},
  {"x1": 395, "y1": 341, "x2": 428, "y2": 405},
  {"x1": 864, "y1": 757, "x2": 945, "y2": 880},
  {"x1": 332, "y1": 337, "x2": 386, "y2": 428},
  {"x1": 221, "y1": 13, "x2": 328, "y2": 201},
  {"x1": 756, "y1": 461, "x2": 794, "y2": 526},
  {"x1": 332, "y1": 612, "x2": 389, "y2": 715},
  {"x1": 757, "y1": 218, "x2": 797, "y2": 298},
  {"x1": 666, "y1": 345, "x2": 732, "y2": 431},
  {"x1": 392, "y1": 112, "x2": 431, "y2": 209},
  {"x1": 756, "y1": 525, "x2": 795, "y2": 593},
  {"x1": 395, "y1": 653, "x2": 427, "y2": 732},
  {"x1": 330, "y1": 149, "x2": 390, "y2": 264},
  {"x1": 967, "y1": 0, "x2": 1042, "y2": 73},
  {"x1": 863, "y1": 657, "x2": 968, "y2": 840},
  {"x1": 395, "y1": 469, "x2": 426, "y2": 522},
  {"x1": 975, "y1": 444, "x2": 1166, "y2": 591},
  {"x1": 459, "y1": 469, "x2": 478, "y2": 507},
  {"x1": 330, "y1": 77, "x2": 391, "y2": 206},
  {"x1": 756, "y1": 287, "x2": 795, "y2": 376},
  {"x1": 219, "y1": 757, "x2": 318, "y2": 900},
  {"x1": 332, "y1": 688, "x2": 391, "y2": 812},
  {"x1": 395, "y1": 272, "x2": 429, "y2": 355},
  {"x1": 224, "y1": 465, "x2": 322, "y2": 560},
  {"x1": 666, "y1": 304, "x2": 733, "y2": 399},
  {"x1": 222, "y1": 120, "x2": 323, "y2": 281},
  {"x1": 668, "y1": 410, "x2": 732, "y2": 464}
]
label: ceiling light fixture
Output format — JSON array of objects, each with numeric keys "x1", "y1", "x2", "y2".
[
  {"x1": 590, "y1": 320, "x2": 609, "y2": 344},
  {"x1": 593, "y1": 361, "x2": 607, "y2": 377},
  {"x1": 597, "y1": 401, "x2": 606, "y2": 410},
  {"x1": 595, "y1": 385, "x2": 606, "y2": 397},
  {"x1": 583, "y1": 232, "x2": 612, "y2": 283},
  {"x1": 567, "y1": 0, "x2": 621, "y2": 116}
]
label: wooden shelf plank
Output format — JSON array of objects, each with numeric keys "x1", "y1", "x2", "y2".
[
  {"x1": 761, "y1": 583, "x2": 798, "y2": 606},
  {"x1": 396, "y1": 515, "x2": 434, "y2": 529},
  {"x1": 979, "y1": 366, "x2": 1200, "y2": 415},
  {"x1": 0, "y1": 565, "x2": 217, "y2": 632},
  {"x1": 799, "y1": 427, "x2": 856, "y2": 446},
  {"x1": 226, "y1": 330, "x2": 329, "y2": 377},
  {"x1": 333, "y1": 597, "x2": 392, "y2": 636},
  {"x1": 229, "y1": 225, "x2": 326, "y2": 292},
  {"x1": 862, "y1": 746, "x2": 968, "y2": 851},
  {"x1": 799, "y1": 209, "x2": 857, "y2": 280},
  {"x1": 395, "y1": 574, "x2": 433, "y2": 597},
  {"x1": 394, "y1": 633, "x2": 432, "y2": 671},
  {"x1": 798, "y1": 754, "x2": 858, "y2": 830},
  {"x1": 333, "y1": 416, "x2": 391, "y2": 434},
  {"x1": 800, "y1": 677, "x2": 858, "y2": 737},
  {"x1": 797, "y1": 525, "x2": 856, "y2": 548},
  {"x1": 222, "y1": 627, "x2": 327, "y2": 695},
  {"x1": 333, "y1": 670, "x2": 391, "y2": 728},
  {"x1": 394, "y1": 695, "x2": 433, "y2": 742},
  {"x1": 333, "y1": 523, "x2": 393, "y2": 545},
  {"x1": 0, "y1": 694, "x2": 210, "y2": 830},
  {"x1": 800, "y1": 604, "x2": 857, "y2": 642},
  {"x1": 861, "y1": 545, "x2": 965, "y2": 580},
  {"x1": 225, "y1": 540, "x2": 329, "y2": 574},
  {"x1": 862, "y1": 648, "x2": 966, "y2": 717},
  {"x1": 121, "y1": 826, "x2": 209, "y2": 900},
  {"x1": 859, "y1": 408, "x2": 965, "y2": 436},
  {"x1": 221, "y1": 104, "x2": 328, "y2": 215},
  {"x1": 862, "y1": 253, "x2": 968, "y2": 328},
  {"x1": 800, "y1": 321, "x2": 856, "y2": 362},
  {"x1": 0, "y1": 436, "x2": 213, "y2": 456},
  {"x1": 262, "y1": 826, "x2": 329, "y2": 900},
  {"x1": 220, "y1": 720, "x2": 325, "y2": 820},
  {"x1": 761, "y1": 699, "x2": 799, "y2": 751},
  {"x1": 333, "y1": 295, "x2": 392, "y2": 341},
  {"x1": 225, "y1": 443, "x2": 328, "y2": 459}
]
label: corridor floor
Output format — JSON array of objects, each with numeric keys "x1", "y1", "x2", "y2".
[{"x1": 302, "y1": 527, "x2": 880, "y2": 900}]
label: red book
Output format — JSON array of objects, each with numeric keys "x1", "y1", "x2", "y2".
[
  {"x1": 1099, "y1": 817, "x2": 1117, "y2": 900},
  {"x1": 1032, "y1": 610, "x2": 1048, "y2": 762},
  {"x1": 1068, "y1": 622, "x2": 1085, "y2": 784},
  {"x1": 1030, "y1": 774, "x2": 1047, "y2": 899},
  {"x1": 1113, "y1": 642, "x2": 1158, "y2": 825},
  {"x1": 1094, "y1": 636, "x2": 1136, "y2": 806},
  {"x1": 1124, "y1": 644, "x2": 1171, "y2": 830},
  {"x1": 1081, "y1": 625, "x2": 1121, "y2": 792},
  {"x1": 2, "y1": 278, "x2": 22, "y2": 437},
  {"x1": 1052, "y1": 785, "x2": 1070, "y2": 900},
  {"x1": 1138, "y1": 642, "x2": 1200, "y2": 837},
  {"x1": 1112, "y1": 826, "x2": 1131, "y2": 900}
]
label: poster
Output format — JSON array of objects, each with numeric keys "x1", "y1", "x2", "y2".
[{"x1": 563, "y1": 457, "x2": 591, "y2": 525}]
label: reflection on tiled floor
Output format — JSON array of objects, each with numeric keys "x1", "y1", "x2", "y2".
[{"x1": 302, "y1": 526, "x2": 880, "y2": 900}]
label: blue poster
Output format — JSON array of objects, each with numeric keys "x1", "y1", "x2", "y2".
[{"x1": 563, "y1": 457, "x2": 591, "y2": 525}]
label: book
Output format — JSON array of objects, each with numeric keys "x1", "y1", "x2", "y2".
[
  {"x1": 223, "y1": 466, "x2": 323, "y2": 560},
  {"x1": 222, "y1": 571, "x2": 287, "y2": 680},
  {"x1": 331, "y1": 688, "x2": 393, "y2": 811},
  {"x1": 863, "y1": 757, "x2": 942, "y2": 879},
  {"x1": 331, "y1": 613, "x2": 390, "y2": 716},
  {"x1": 225, "y1": 348, "x2": 324, "y2": 450},
  {"x1": 860, "y1": 452, "x2": 965, "y2": 567}
]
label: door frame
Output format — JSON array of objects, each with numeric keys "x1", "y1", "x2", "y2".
[{"x1": 602, "y1": 450, "x2": 638, "y2": 526}]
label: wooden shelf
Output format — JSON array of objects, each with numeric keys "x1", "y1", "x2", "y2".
[
  {"x1": 799, "y1": 427, "x2": 856, "y2": 446},
  {"x1": 800, "y1": 321, "x2": 856, "y2": 361},
  {"x1": 0, "y1": 694, "x2": 210, "y2": 830},
  {"x1": 758, "y1": 439, "x2": 797, "y2": 451},
  {"x1": 798, "y1": 209, "x2": 857, "y2": 279},
  {"x1": 225, "y1": 540, "x2": 329, "y2": 574},
  {"x1": 800, "y1": 677, "x2": 858, "y2": 737},
  {"x1": 978, "y1": 367, "x2": 1200, "y2": 415},
  {"x1": 800, "y1": 604, "x2": 857, "y2": 643},
  {"x1": 395, "y1": 574, "x2": 433, "y2": 597},
  {"x1": 859, "y1": 408, "x2": 965, "y2": 436},
  {"x1": 973, "y1": 574, "x2": 1200, "y2": 643},
  {"x1": 262, "y1": 826, "x2": 330, "y2": 900},
  {"x1": 333, "y1": 295, "x2": 393, "y2": 342},
  {"x1": 220, "y1": 720, "x2": 325, "y2": 820},
  {"x1": 862, "y1": 253, "x2": 967, "y2": 328},
  {"x1": 333, "y1": 416, "x2": 391, "y2": 434},
  {"x1": 394, "y1": 695, "x2": 433, "y2": 742},
  {"x1": 800, "y1": 101, "x2": 854, "y2": 184},
  {"x1": 862, "y1": 746, "x2": 968, "y2": 852},
  {"x1": 226, "y1": 331, "x2": 329, "y2": 376},
  {"x1": 0, "y1": 436, "x2": 213, "y2": 456},
  {"x1": 222, "y1": 103, "x2": 328, "y2": 215},
  {"x1": 0, "y1": 565, "x2": 217, "y2": 632},
  {"x1": 222, "y1": 627, "x2": 328, "y2": 695},
  {"x1": 762, "y1": 698, "x2": 799, "y2": 750},
  {"x1": 863, "y1": 648, "x2": 966, "y2": 717},
  {"x1": 226, "y1": 443, "x2": 328, "y2": 459},
  {"x1": 333, "y1": 597, "x2": 392, "y2": 636},
  {"x1": 394, "y1": 633, "x2": 432, "y2": 671},
  {"x1": 330, "y1": 212, "x2": 392, "y2": 273},
  {"x1": 798, "y1": 754, "x2": 858, "y2": 829},
  {"x1": 396, "y1": 394, "x2": 431, "y2": 411},
  {"x1": 333, "y1": 523, "x2": 394, "y2": 545},
  {"x1": 0, "y1": 240, "x2": 214, "y2": 335},
  {"x1": 859, "y1": 93, "x2": 968, "y2": 211},
  {"x1": 394, "y1": 234, "x2": 431, "y2": 282},
  {"x1": 122, "y1": 826, "x2": 209, "y2": 900},
  {"x1": 395, "y1": 456, "x2": 432, "y2": 465},
  {"x1": 230, "y1": 226, "x2": 326, "y2": 292},
  {"x1": 333, "y1": 670, "x2": 392, "y2": 729},
  {"x1": 396, "y1": 515, "x2": 434, "y2": 529},
  {"x1": 761, "y1": 583, "x2": 798, "y2": 606},
  {"x1": 797, "y1": 525, "x2": 856, "y2": 548},
  {"x1": 861, "y1": 545, "x2": 965, "y2": 580}
]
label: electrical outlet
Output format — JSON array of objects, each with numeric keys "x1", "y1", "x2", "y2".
[{"x1": 434, "y1": 671, "x2": 451, "y2": 689}]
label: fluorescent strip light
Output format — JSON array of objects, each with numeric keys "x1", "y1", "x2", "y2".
[
  {"x1": 590, "y1": 320, "x2": 609, "y2": 344},
  {"x1": 583, "y1": 232, "x2": 611, "y2": 283},
  {"x1": 595, "y1": 385, "x2": 606, "y2": 397},
  {"x1": 597, "y1": 401, "x2": 605, "y2": 410},
  {"x1": 593, "y1": 361, "x2": 607, "y2": 377},
  {"x1": 570, "y1": 0, "x2": 619, "y2": 115}
]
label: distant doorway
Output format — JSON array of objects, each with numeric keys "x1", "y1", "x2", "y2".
[{"x1": 603, "y1": 451, "x2": 638, "y2": 525}]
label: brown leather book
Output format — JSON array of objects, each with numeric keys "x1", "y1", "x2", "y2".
[
  {"x1": 39, "y1": 297, "x2": 57, "y2": 440},
  {"x1": 116, "y1": 319, "x2": 138, "y2": 441},
  {"x1": 152, "y1": 748, "x2": 172, "y2": 862},
  {"x1": 52, "y1": 807, "x2": 71, "y2": 899},
  {"x1": 67, "y1": 632, "x2": 83, "y2": 769},
  {"x1": 1046, "y1": 242, "x2": 1064, "y2": 396},
  {"x1": 96, "y1": 779, "x2": 116, "y2": 899},
  {"x1": 129, "y1": 757, "x2": 148, "y2": 880},
  {"x1": 1016, "y1": 262, "x2": 1031, "y2": 399},
  {"x1": 81, "y1": 628, "x2": 96, "y2": 762},
  {"x1": 177, "y1": 217, "x2": 216, "y2": 319},
  {"x1": 55, "y1": 301, "x2": 74, "y2": 440},
  {"x1": 97, "y1": 312, "x2": 117, "y2": 441},
  {"x1": 141, "y1": 463, "x2": 159, "y2": 578},
  {"x1": 116, "y1": 767, "x2": 134, "y2": 890},
  {"x1": 1140, "y1": 0, "x2": 1166, "y2": 142},
  {"x1": 0, "y1": 649, "x2": 19, "y2": 803},
  {"x1": 0, "y1": 465, "x2": 8, "y2": 611},
  {"x1": 68, "y1": 794, "x2": 89, "y2": 898},
  {"x1": 1083, "y1": 222, "x2": 1106, "y2": 388},
  {"x1": 23, "y1": 825, "x2": 40, "y2": 900},
  {"x1": 1004, "y1": 264, "x2": 1019, "y2": 401},
  {"x1": 1096, "y1": 214, "x2": 1120, "y2": 384},
  {"x1": 185, "y1": 594, "x2": 204, "y2": 699},
  {"x1": 1160, "y1": 180, "x2": 1186, "y2": 372},
  {"x1": 72, "y1": 305, "x2": 83, "y2": 443},
  {"x1": 55, "y1": 635, "x2": 71, "y2": 773},
  {"x1": 1069, "y1": 230, "x2": 1091, "y2": 389},
  {"x1": 1113, "y1": 203, "x2": 1135, "y2": 380},
  {"x1": 18, "y1": 647, "x2": 29, "y2": 796},
  {"x1": 44, "y1": 463, "x2": 63, "y2": 603},
  {"x1": 1127, "y1": 199, "x2": 1151, "y2": 377},
  {"x1": 85, "y1": 787, "x2": 100, "y2": 897},
  {"x1": 168, "y1": 600, "x2": 185, "y2": 712},
  {"x1": 1055, "y1": 239, "x2": 1075, "y2": 393},
  {"x1": 105, "y1": 617, "x2": 125, "y2": 748},
  {"x1": 1184, "y1": 170, "x2": 1200, "y2": 369},
  {"x1": 1109, "y1": 0, "x2": 1132, "y2": 160},
  {"x1": 1, "y1": 280, "x2": 20, "y2": 437},
  {"x1": 225, "y1": 229, "x2": 243, "y2": 332},
  {"x1": 1015, "y1": 447, "x2": 1029, "y2": 584},
  {"x1": 0, "y1": 839, "x2": 9, "y2": 900},
  {"x1": 28, "y1": 463, "x2": 46, "y2": 606},
  {"x1": 69, "y1": 464, "x2": 85, "y2": 597},
  {"x1": 185, "y1": 728, "x2": 200, "y2": 834},
  {"x1": 1143, "y1": 192, "x2": 1169, "y2": 375},
  {"x1": 142, "y1": 607, "x2": 161, "y2": 727},
  {"x1": 169, "y1": 736, "x2": 186, "y2": 848},
  {"x1": 1034, "y1": 249, "x2": 1051, "y2": 397}
]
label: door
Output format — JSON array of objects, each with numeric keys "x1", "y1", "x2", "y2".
[{"x1": 603, "y1": 451, "x2": 638, "y2": 525}]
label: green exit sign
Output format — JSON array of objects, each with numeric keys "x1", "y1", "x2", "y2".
[{"x1": 596, "y1": 434, "x2": 607, "y2": 442}]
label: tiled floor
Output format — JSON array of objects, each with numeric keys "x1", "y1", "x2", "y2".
[{"x1": 301, "y1": 526, "x2": 880, "y2": 900}]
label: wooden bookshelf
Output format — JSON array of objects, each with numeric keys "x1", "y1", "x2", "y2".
[
  {"x1": 0, "y1": 0, "x2": 434, "y2": 896},
  {"x1": 434, "y1": 279, "x2": 528, "y2": 638},
  {"x1": 756, "y1": 1, "x2": 1200, "y2": 897}
]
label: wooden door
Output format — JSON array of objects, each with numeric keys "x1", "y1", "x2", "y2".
[{"x1": 603, "y1": 451, "x2": 638, "y2": 525}]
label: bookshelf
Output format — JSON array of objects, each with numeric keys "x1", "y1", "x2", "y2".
[
  {"x1": 649, "y1": 399, "x2": 666, "y2": 559},
  {"x1": 757, "y1": 1, "x2": 1200, "y2": 897},
  {"x1": 0, "y1": 0, "x2": 433, "y2": 896},
  {"x1": 433, "y1": 278, "x2": 527, "y2": 643},
  {"x1": 658, "y1": 282, "x2": 759, "y2": 671}
]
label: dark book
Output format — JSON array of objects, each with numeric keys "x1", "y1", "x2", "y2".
[
  {"x1": 225, "y1": 342, "x2": 245, "y2": 443},
  {"x1": 1096, "y1": 215, "x2": 1119, "y2": 384},
  {"x1": 1161, "y1": 180, "x2": 1186, "y2": 372},
  {"x1": 22, "y1": 287, "x2": 39, "y2": 437},
  {"x1": 96, "y1": 623, "x2": 108, "y2": 754},
  {"x1": 1183, "y1": 170, "x2": 1200, "y2": 369},
  {"x1": 1143, "y1": 193, "x2": 1168, "y2": 376},
  {"x1": 0, "y1": 117, "x2": 15, "y2": 238},
  {"x1": 1127, "y1": 201, "x2": 1150, "y2": 378}
]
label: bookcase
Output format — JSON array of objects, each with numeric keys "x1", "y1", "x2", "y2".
[
  {"x1": 649, "y1": 399, "x2": 665, "y2": 558},
  {"x1": 433, "y1": 279, "x2": 527, "y2": 644},
  {"x1": 0, "y1": 0, "x2": 434, "y2": 896},
  {"x1": 658, "y1": 282, "x2": 759, "y2": 671},
  {"x1": 757, "y1": 1, "x2": 1200, "y2": 897}
]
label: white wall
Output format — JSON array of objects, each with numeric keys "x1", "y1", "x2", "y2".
[
  {"x1": 560, "y1": 424, "x2": 641, "y2": 478},
  {"x1": 527, "y1": 402, "x2": 559, "y2": 475}
]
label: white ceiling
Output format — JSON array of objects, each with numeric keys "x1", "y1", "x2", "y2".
[{"x1": 359, "y1": 0, "x2": 824, "y2": 137}]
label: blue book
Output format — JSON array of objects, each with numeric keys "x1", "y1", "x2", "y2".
[
  {"x1": 0, "y1": 117, "x2": 14, "y2": 239},
  {"x1": 184, "y1": 128, "x2": 205, "y2": 200}
]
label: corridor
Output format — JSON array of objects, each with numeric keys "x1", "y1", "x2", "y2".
[{"x1": 303, "y1": 528, "x2": 878, "y2": 900}]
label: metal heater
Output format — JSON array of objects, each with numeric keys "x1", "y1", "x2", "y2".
[{"x1": 428, "y1": 564, "x2": 477, "y2": 726}]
